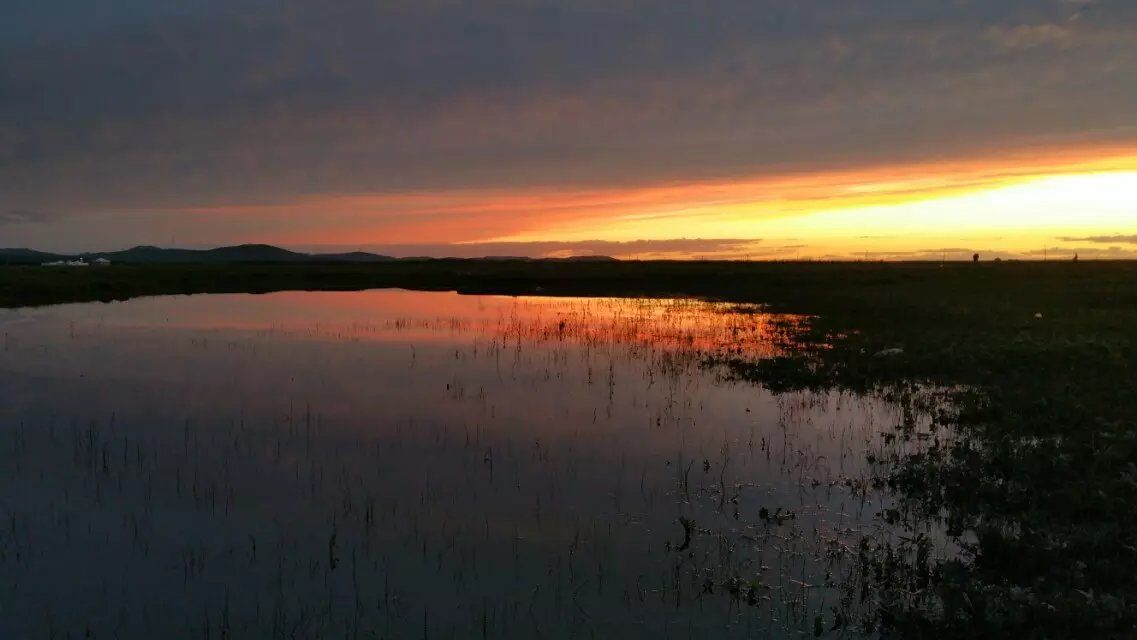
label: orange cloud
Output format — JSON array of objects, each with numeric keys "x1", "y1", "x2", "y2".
[{"x1": 171, "y1": 140, "x2": 1137, "y2": 251}]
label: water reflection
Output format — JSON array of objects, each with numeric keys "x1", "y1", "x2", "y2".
[{"x1": 0, "y1": 290, "x2": 931, "y2": 638}]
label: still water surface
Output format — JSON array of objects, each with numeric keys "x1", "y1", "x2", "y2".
[{"x1": 0, "y1": 290, "x2": 929, "y2": 638}]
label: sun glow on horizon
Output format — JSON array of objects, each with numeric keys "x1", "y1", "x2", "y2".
[
  {"x1": 165, "y1": 144, "x2": 1137, "y2": 260},
  {"x1": 524, "y1": 170, "x2": 1137, "y2": 241},
  {"x1": 480, "y1": 155, "x2": 1137, "y2": 259}
]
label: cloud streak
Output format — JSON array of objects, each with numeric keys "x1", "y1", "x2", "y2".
[
  {"x1": 1059, "y1": 235, "x2": 1137, "y2": 244},
  {"x1": 0, "y1": 209, "x2": 62, "y2": 224},
  {"x1": 299, "y1": 239, "x2": 768, "y2": 260}
]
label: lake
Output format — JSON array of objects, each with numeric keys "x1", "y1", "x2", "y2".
[{"x1": 0, "y1": 290, "x2": 943, "y2": 638}]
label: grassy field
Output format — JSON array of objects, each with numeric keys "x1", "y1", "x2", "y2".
[{"x1": 3, "y1": 260, "x2": 1135, "y2": 637}]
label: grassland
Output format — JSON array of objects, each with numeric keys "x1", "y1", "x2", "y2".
[{"x1": 3, "y1": 260, "x2": 1135, "y2": 637}]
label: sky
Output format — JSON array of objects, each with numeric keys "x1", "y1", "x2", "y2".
[{"x1": 2, "y1": 0, "x2": 1136, "y2": 259}]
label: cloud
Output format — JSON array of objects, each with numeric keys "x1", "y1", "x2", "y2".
[
  {"x1": 1059, "y1": 234, "x2": 1137, "y2": 244},
  {"x1": 0, "y1": 209, "x2": 60, "y2": 224},
  {"x1": 298, "y1": 239, "x2": 766, "y2": 260},
  {"x1": 987, "y1": 24, "x2": 1073, "y2": 50},
  {"x1": 1, "y1": 0, "x2": 1136, "y2": 248},
  {"x1": 4, "y1": 4, "x2": 1137, "y2": 192},
  {"x1": 1023, "y1": 245, "x2": 1137, "y2": 259}
]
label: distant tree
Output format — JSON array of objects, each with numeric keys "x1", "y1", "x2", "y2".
[{"x1": 972, "y1": 253, "x2": 980, "y2": 263}]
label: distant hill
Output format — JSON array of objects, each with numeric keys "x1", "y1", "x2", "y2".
[
  {"x1": 1, "y1": 244, "x2": 398, "y2": 264},
  {"x1": 93, "y1": 244, "x2": 305, "y2": 263},
  {"x1": 0, "y1": 248, "x2": 62, "y2": 264},
  {"x1": 316, "y1": 251, "x2": 399, "y2": 263},
  {"x1": 0, "y1": 244, "x2": 620, "y2": 264}
]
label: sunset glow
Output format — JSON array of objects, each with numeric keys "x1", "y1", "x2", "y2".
[
  {"x1": 486, "y1": 150, "x2": 1137, "y2": 259},
  {"x1": 3, "y1": 0, "x2": 1136, "y2": 259},
  {"x1": 171, "y1": 145, "x2": 1137, "y2": 260}
]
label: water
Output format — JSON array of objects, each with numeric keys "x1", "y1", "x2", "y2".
[{"x1": 0, "y1": 290, "x2": 933, "y2": 638}]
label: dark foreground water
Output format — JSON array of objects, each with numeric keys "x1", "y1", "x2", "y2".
[{"x1": 0, "y1": 291, "x2": 937, "y2": 638}]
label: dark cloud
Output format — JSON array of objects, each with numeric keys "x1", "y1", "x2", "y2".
[
  {"x1": 1059, "y1": 235, "x2": 1137, "y2": 244},
  {"x1": 1024, "y1": 246, "x2": 1137, "y2": 258},
  {"x1": 917, "y1": 247, "x2": 982, "y2": 254},
  {"x1": 0, "y1": 209, "x2": 61, "y2": 224},
  {"x1": 986, "y1": 23, "x2": 1074, "y2": 50},
  {"x1": 300, "y1": 238, "x2": 765, "y2": 260},
  {"x1": 1, "y1": 0, "x2": 1136, "y2": 244}
]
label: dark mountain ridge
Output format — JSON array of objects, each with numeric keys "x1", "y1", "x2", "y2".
[
  {"x1": 0, "y1": 244, "x2": 618, "y2": 264},
  {"x1": 0, "y1": 244, "x2": 396, "y2": 265}
]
